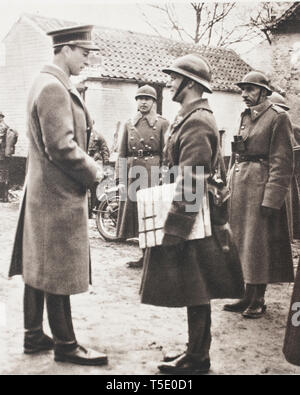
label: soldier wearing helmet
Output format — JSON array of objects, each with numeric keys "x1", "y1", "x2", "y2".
[
  {"x1": 224, "y1": 71, "x2": 294, "y2": 318},
  {"x1": 140, "y1": 53, "x2": 244, "y2": 374},
  {"x1": 115, "y1": 84, "x2": 169, "y2": 268}
]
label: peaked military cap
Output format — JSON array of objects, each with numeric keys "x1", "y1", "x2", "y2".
[{"x1": 47, "y1": 25, "x2": 99, "y2": 51}]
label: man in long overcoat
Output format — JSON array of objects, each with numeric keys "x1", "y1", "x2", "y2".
[
  {"x1": 8, "y1": 25, "x2": 108, "y2": 366},
  {"x1": 140, "y1": 54, "x2": 244, "y2": 374},
  {"x1": 115, "y1": 85, "x2": 169, "y2": 268},
  {"x1": 224, "y1": 71, "x2": 294, "y2": 318}
]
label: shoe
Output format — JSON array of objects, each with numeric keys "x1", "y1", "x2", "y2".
[
  {"x1": 158, "y1": 354, "x2": 210, "y2": 375},
  {"x1": 24, "y1": 332, "x2": 54, "y2": 354},
  {"x1": 54, "y1": 344, "x2": 108, "y2": 366},
  {"x1": 162, "y1": 351, "x2": 185, "y2": 362},
  {"x1": 242, "y1": 299, "x2": 266, "y2": 319},
  {"x1": 126, "y1": 257, "x2": 143, "y2": 269},
  {"x1": 223, "y1": 299, "x2": 250, "y2": 313}
]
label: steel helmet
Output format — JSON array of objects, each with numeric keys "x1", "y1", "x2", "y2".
[
  {"x1": 269, "y1": 92, "x2": 290, "y2": 111},
  {"x1": 135, "y1": 85, "x2": 157, "y2": 101},
  {"x1": 236, "y1": 71, "x2": 272, "y2": 96},
  {"x1": 162, "y1": 53, "x2": 212, "y2": 94}
]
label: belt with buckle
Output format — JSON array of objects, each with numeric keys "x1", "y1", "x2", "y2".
[
  {"x1": 129, "y1": 150, "x2": 159, "y2": 158},
  {"x1": 237, "y1": 154, "x2": 268, "y2": 163}
]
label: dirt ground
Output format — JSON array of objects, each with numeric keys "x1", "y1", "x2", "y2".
[{"x1": 1, "y1": 197, "x2": 300, "y2": 376}]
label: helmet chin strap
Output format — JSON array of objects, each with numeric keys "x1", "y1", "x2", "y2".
[{"x1": 173, "y1": 76, "x2": 190, "y2": 101}]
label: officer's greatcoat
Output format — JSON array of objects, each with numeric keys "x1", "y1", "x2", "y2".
[
  {"x1": 140, "y1": 98, "x2": 244, "y2": 307},
  {"x1": 229, "y1": 99, "x2": 294, "y2": 284},
  {"x1": 116, "y1": 110, "x2": 169, "y2": 239},
  {"x1": 9, "y1": 65, "x2": 99, "y2": 295}
]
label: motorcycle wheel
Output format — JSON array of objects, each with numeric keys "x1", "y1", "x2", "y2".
[{"x1": 95, "y1": 195, "x2": 119, "y2": 241}]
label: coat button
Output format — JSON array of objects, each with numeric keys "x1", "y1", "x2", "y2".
[
  {"x1": 140, "y1": 138, "x2": 144, "y2": 142},
  {"x1": 150, "y1": 136, "x2": 154, "y2": 140},
  {"x1": 153, "y1": 126, "x2": 156, "y2": 130},
  {"x1": 241, "y1": 126, "x2": 245, "y2": 130}
]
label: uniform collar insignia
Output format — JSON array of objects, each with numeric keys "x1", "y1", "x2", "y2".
[{"x1": 242, "y1": 99, "x2": 272, "y2": 121}]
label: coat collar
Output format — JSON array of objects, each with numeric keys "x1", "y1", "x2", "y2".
[
  {"x1": 170, "y1": 98, "x2": 212, "y2": 131},
  {"x1": 132, "y1": 109, "x2": 159, "y2": 127},
  {"x1": 242, "y1": 99, "x2": 272, "y2": 121},
  {"x1": 41, "y1": 64, "x2": 85, "y2": 110},
  {"x1": 178, "y1": 97, "x2": 212, "y2": 118}
]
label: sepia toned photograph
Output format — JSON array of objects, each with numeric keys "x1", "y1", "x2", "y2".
[{"x1": 0, "y1": 0, "x2": 300, "y2": 377}]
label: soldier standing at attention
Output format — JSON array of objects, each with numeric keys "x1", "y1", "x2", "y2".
[
  {"x1": 140, "y1": 54, "x2": 244, "y2": 374},
  {"x1": 224, "y1": 71, "x2": 294, "y2": 318},
  {"x1": 116, "y1": 85, "x2": 169, "y2": 268}
]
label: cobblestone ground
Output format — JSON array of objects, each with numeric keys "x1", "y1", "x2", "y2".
[{"x1": 1, "y1": 199, "x2": 300, "y2": 375}]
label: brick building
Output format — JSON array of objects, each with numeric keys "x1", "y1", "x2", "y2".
[{"x1": 0, "y1": 13, "x2": 252, "y2": 159}]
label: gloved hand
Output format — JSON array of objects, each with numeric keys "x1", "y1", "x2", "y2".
[
  {"x1": 162, "y1": 233, "x2": 184, "y2": 246},
  {"x1": 261, "y1": 205, "x2": 278, "y2": 217}
]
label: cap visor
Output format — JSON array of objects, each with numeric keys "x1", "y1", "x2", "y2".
[{"x1": 78, "y1": 44, "x2": 100, "y2": 51}]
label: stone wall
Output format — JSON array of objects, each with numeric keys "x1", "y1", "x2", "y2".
[{"x1": 270, "y1": 31, "x2": 300, "y2": 124}]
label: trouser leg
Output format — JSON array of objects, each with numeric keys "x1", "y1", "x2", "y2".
[
  {"x1": 46, "y1": 293, "x2": 77, "y2": 351},
  {"x1": 24, "y1": 284, "x2": 44, "y2": 332},
  {"x1": 186, "y1": 304, "x2": 211, "y2": 363}
]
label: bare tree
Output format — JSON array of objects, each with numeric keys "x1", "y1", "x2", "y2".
[
  {"x1": 137, "y1": 2, "x2": 293, "y2": 49},
  {"x1": 247, "y1": 2, "x2": 292, "y2": 44}
]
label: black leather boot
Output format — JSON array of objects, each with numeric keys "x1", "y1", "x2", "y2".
[
  {"x1": 242, "y1": 285, "x2": 267, "y2": 319},
  {"x1": 242, "y1": 298, "x2": 267, "y2": 318},
  {"x1": 158, "y1": 353, "x2": 210, "y2": 374},
  {"x1": 126, "y1": 256, "x2": 144, "y2": 269},
  {"x1": 223, "y1": 284, "x2": 255, "y2": 313}
]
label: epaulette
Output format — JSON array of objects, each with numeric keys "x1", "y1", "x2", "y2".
[{"x1": 271, "y1": 104, "x2": 286, "y2": 114}]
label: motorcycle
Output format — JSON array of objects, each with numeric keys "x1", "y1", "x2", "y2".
[{"x1": 94, "y1": 169, "x2": 120, "y2": 241}]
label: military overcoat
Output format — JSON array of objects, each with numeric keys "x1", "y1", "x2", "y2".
[
  {"x1": 140, "y1": 98, "x2": 244, "y2": 307},
  {"x1": 8, "y1": 65, "x2": 99, "y2": 295},
  {"x1": 116, "y1": 110, "x2": 169, "y2": 239},
  {"x1": 229, "y1": 99, "x2": 294, "y2": 284}
]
